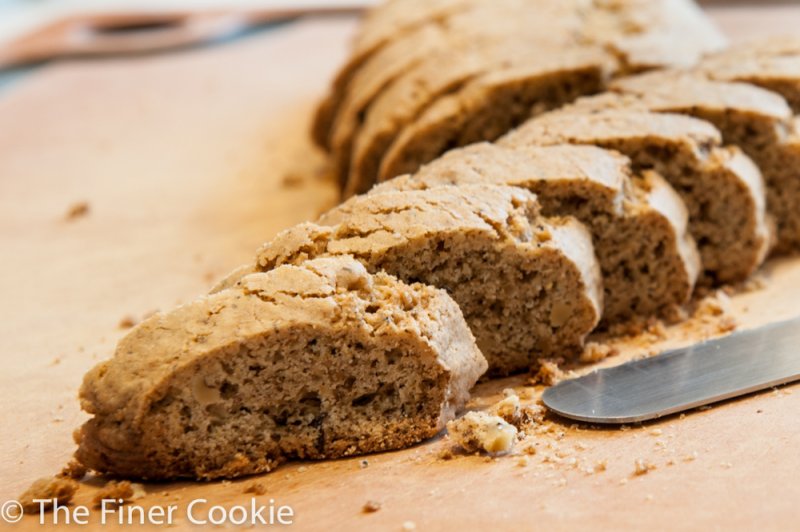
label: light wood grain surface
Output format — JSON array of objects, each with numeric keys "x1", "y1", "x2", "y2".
[{"x1": 1, "y1": 5, "x2": 800, "y2": 531}]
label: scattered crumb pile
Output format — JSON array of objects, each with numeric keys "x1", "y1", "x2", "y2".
[{"x1": 446, "y1": 411, "x2": 518, "y2": 455}]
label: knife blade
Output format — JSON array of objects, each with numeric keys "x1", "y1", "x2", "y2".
[{"x1": 542, "y1": 317, "x2": 800, "y2": 424}]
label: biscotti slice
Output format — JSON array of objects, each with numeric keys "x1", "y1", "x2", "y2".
[
  {"x1": 366, "y1": 49, "x2": 612, "y2": 193},
  {"x1": 698, "y1": 37, "x2": 800, "y2": 114},
  {"x1": 372, "y1": 143, "x2": 699, "y2": 322},
  {"x1": 76, "y1": 257, "x2": 486, "y2": 480},
  {"x1": 247, "y1": 185, "x2": 602, "y2": 376},
  {"x1": 500, "y1": 109, "x2": 771, "y2": 283},
  {"x1": 609, "y1": 71, "x2": 800, "y2": 251}
]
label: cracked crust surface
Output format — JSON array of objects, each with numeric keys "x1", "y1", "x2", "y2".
[
  {"x1": 372, "y1": 143, "x2": 699, "y2": 322},
  {"x1": 499, "y1": 108, "x2": 771, "y2": 283},
  {"x1": 241, "y1": 185, "x2": 602, "y2": 375},
  {"x1": 76, "y1": 257, "x2": 486, "y2": 480}
]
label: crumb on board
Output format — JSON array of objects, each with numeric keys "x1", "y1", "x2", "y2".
[
  {"x1": 402, "y1": 521, "x2": 417, "y2": 530},
  {"x1": 57, "y1": 460, "x2": 87, "y2": 480},
  {"x1": 281, "y1": 172, "x2": 305, "y2": 188},
  {"x1": 362, "y1": 500, "x2": 382, "y2": 513},
  {"x1": 19, "y1": 477, "x2": 79, "y2": 513},
  {"x1": 359, "y1": 459, "x2": 369, "y2": 469},
  {"x1": 446, "y1": 411, "x2": 517, "y2": 455},
  {"x1": 579, "y1": 342, "x2": 619, "y2": 363},
  {"x1": 437, "y1": 447, "x2": 455, "y2": 461},
  {"x1": 65, "y1": 202, "x2": 90, "y2": 221},
  {"x1": 118, "y1": 316, "x2": 137, "y2": 329},
  {"x1": 633, "y1": 458, "x2": 656, "y2": 476},
  {"x1": 529, "y1": 359, "x2": 565, "y2": 386},
  {"x1": 244, "y1": 482, "x2": 267, "y2": 495},
  {"x1": 490, "y1": 394, "x2": 520, "y2": 424},
  {"x1": 93, "y1": 480, "x2": 134, "y2": 507}
]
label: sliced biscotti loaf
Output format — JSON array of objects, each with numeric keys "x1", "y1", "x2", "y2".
[
  {"x1": 76, "y1": 257, "x2": 486, "y2": 480},
  {"x1": 609, "y1": 71, "x2": 800, "y2": 252},
  {"x1": 698, "y1": 37, "x2": 800, "y2": 114},
  {"x1": 371, "y1": 143, "x2": 699, "y2": 322},
  {"x1": 243, "y1": 185, "x2": 602, "y2": 376},
  {"x1": 347, "y1": 47, "x2": 613, "y2": 196},
  {"x1": 499, "y1": 109, "x2": 772, "y2": 284}
]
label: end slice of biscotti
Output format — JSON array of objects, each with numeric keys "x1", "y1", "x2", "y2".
[
  {"x1": 499, "y1": 109, "x2": 772, "y2": 284},
  {"x1": 243, "y1": 185, "x2": 602, "y2": 376},
  {"x1": 609, "y1": 70, "x2": 800, "y2": 252},
  {"x1": 372, "y1": 143, "x2": 699, "y2": 322},
  {"x1": 76, "y1": 257, "x2": 486, "y2": 480}
]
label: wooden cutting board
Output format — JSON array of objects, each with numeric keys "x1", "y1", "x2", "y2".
[{"x1": 1, "y1": 6, "x2": 799, "y2": 531}]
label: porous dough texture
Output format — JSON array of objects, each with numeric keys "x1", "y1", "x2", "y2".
[
  {"x1": 228, "y1": 185, "x2": 602, "y2": 376},
  {"x1": 499, "y1": 108, "x2": 772, "y2": 284},
  {"x1": 607, "y1": 67, "x2": 800, "y2": 252},
  {"x1": 76, "y1": 257, "x2": 486, "y2": 480},
  {"x1": 372, "y1": 143, "x2": 700, "y2": 322}
]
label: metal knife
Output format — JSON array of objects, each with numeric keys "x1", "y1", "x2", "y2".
[{"x1": 542, "y1": 317, "x2": 800, "y2": 424}]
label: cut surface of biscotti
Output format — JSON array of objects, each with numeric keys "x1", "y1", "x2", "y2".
[
  {"x1": 499, "y1": 109, "x2": 771, "y2": 283},
  {"x1": 609, "y1": 71, "x2": 800, "y2": 252},
  {"x1": 76, "y1": 257, "x2": 486, "y2": 480},
  {"x1": 372, "y1": 143, "x2": 699, "y2": 322},
  {"x1": 245, "y1": 185, "x2": 602, "y2": 376},
  {"x1": 698, "y1": 37, "x2": 800, "y2": 114}
]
